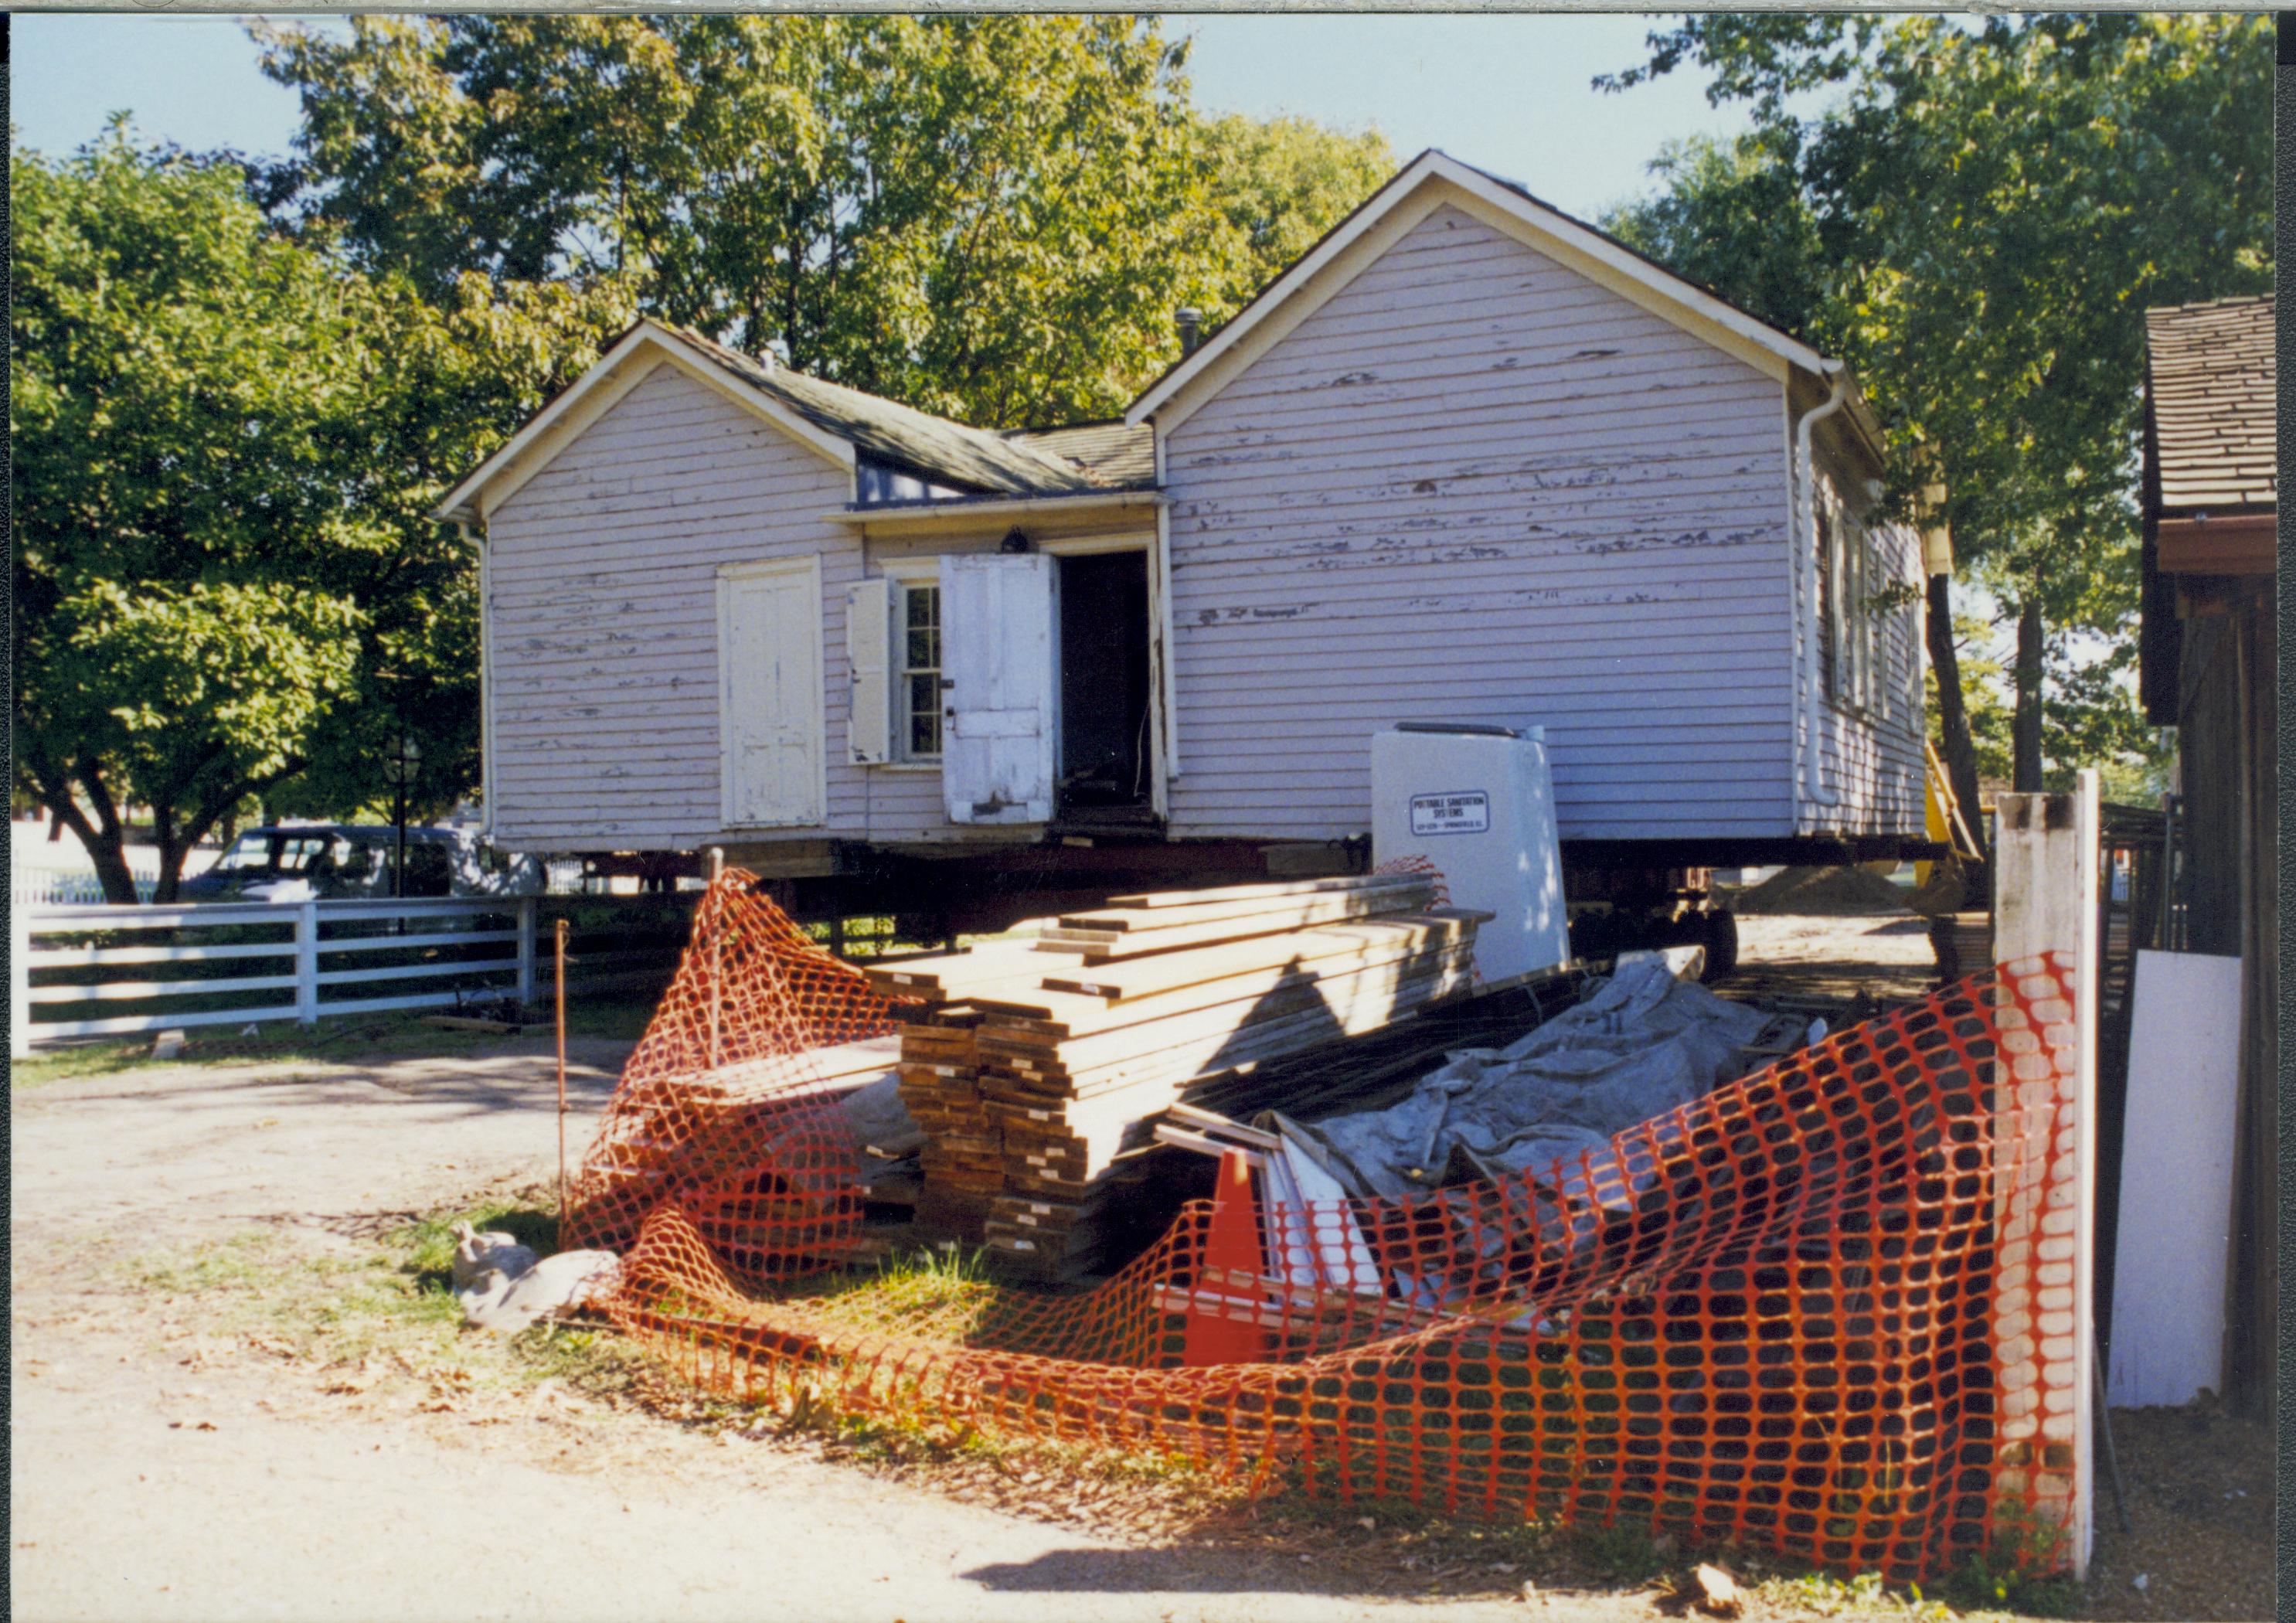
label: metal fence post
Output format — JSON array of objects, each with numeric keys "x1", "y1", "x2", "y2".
[
  {"x1": 295, "y1": 900, "x2": 321, "y2": 1026},
  {"x1": 516, "y1": 896, "x2": 538, "y2": 1009},
  {"x1": 11, "y1": 899, "x2": 34, "y2": 1058}
]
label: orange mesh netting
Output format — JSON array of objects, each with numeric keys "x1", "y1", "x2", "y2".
[
  {"x1": 563, "y1": 871, "x2": 909, "y2": 1277},
  {"x1": 570, "y1": 873, "x2": 2085, "y2": 1580}
]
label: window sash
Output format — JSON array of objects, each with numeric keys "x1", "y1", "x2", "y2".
[{"x1": 900, "y1": 583, "x2": 942, "y2": 760}]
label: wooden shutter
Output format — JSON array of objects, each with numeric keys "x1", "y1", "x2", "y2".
[
  {"x1": 845, "y1": 577, "x2": 893, "y2": 765},
  {"x1": 941, "y1": 553, "x2": 1056, "y2": 825},
  {"x1": 716, "y1": 558, "x2": 824, "y2": 827}
]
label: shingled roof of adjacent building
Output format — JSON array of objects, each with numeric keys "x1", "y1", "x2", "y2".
[
  {"x1": 2145, "y1": 294, "x2": 2276, "y2": 515},
  {"x1": 653, "y1": 325, "x2": 1111, "y2": 496},
  {"x1": 1005, "y1": 420, "x2": 1157, "y2": 489}
]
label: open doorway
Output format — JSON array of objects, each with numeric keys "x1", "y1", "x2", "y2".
[{"x1": 1056, "y1": 550, "x2": 1155, "y2": 825}]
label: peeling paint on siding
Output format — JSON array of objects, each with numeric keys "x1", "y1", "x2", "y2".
[{"x1": 1162, "y1": 203, "x2": 1852, "y2": 844}]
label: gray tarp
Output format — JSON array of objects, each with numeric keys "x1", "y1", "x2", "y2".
[{"x1": 1297, "y1": 958, "x2": 1771, "y2": 1204}]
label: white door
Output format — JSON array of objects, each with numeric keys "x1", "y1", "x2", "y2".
[
  {"x1": 717, "y1": 557, "x2": 823, "y2": 826},
  {"x1": 941, "y1": 553, "x2": 1056, "y2": 825}
]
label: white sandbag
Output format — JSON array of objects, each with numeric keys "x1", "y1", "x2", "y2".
[{"x1": 460, "y1": 1249, "x2": 623, "y2": 1335}]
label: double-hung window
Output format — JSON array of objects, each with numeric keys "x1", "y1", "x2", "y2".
[
  {"x1": 897, "y1": 580, "x2": 942, "y2": 761},
  {"x1": 847, "y1": 561, "x2": 941, "y2": 767},
  {"x1": 1818, "y1": 476, "x2": 1883, "y2": 716}
]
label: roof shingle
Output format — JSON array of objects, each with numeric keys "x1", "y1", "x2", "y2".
[
  {"x1": 2145, "y1": 294, "x2": 2275, "y2": 514},
  {"x1": 653, "y1": 325, "x2": 1109, "y2": 497},
  {"x1": 1005, "y1": 420, "x2": 1157, "y2": 488}
]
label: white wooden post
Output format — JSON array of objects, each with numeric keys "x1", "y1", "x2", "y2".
[
  {"x1": 1992, "y1": 767, "x2": 2099, "y2": 1577},
  {"x1": 515, "y1": 897, "x2": 538, "y2": 1009},
  {"x1": 295, "y1": 900, "x2": 321, "y2": 1026},
  {"x1": 11, "y1": 900, "x2": 34, "y2": 1058}
]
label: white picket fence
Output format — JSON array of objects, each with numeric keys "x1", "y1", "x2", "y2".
[
  {"x1": 11, "y1": 896, "x2": 541, "y2": 1053},
  {"x1": 13, "y1": 868, "x2": 164, "y2": 906}
]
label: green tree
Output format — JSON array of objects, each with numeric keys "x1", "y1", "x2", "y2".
[
  {"x1": 10, "y1": 128, "x2": 628, "y2": 901},
  {"x1": 253, "y1": 16, "x2": 1390, "y2": 427},
  {"x1": 1603, "y1": 13, "x2": 2268, "y2": 811},
  {"x1": 1196, "y1": 113, "x2": 1393, "y2": 311}
]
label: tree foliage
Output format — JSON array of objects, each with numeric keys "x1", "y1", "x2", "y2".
[
  {"x1": 254, "y1": 16, "x2": 1392, "y2": 427},
  {"x1": 1604, "y1": 13, "x2": 2270, "y2": 794},
  {"x1": 10, "y1": 128, "x2": 630, "y2": 899},
  {"x1": 16, "y1": 27, "x2": 1390, "y2": 901}
]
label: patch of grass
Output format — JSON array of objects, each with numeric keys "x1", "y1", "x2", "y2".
[
  {"x1": 1758, "y1": 1567, "x2": 1954, "y2": 1620},
  {"x1": 1566, "y1": 1517, "x2": 1672, "y2": 1584},
  {"x1": 1935, "y1": 1512, "x2": 2082, "y2": 1620},
  {"x1": 112, "y1": 1190, "x2": 648, "y2": 1410},
  {"x1": 556, "y1": 993, "x2": 662, "y2": 1043},
  {"x1": 11, "y1": 1039, "x2": 152, "y2": 1088},
  {"x1": 794, "y1": 1242, "x2": 1017, "y2": 1343}
]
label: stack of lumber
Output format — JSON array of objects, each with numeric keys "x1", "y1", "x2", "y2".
[{"x1": 865, "y1": 873, "x2": 1485, "y2": 1277}]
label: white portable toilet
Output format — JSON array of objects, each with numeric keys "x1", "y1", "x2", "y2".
[{"x1": 1369, "y1": 723, "x2": 1570, "y2": 984}]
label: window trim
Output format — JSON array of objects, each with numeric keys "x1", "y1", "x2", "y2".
[
  {"x1": 876, "y1": 556, "x2": 944, "y2": 768},
  {"x1": 1818, "y1": 474, "x2": 1876, "y2": 720}
]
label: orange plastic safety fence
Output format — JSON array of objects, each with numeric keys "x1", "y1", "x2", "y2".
[
  {"x1": 573, "y1": 879, "x2": 2087, "y2": 1582},
  {"x1": 563, "y1": 870, "x2": 912, "y2": 1275}
]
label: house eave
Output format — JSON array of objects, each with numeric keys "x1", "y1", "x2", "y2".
[{"x1": 825, "y1": 488, "x2": 1165, "y2": 536}]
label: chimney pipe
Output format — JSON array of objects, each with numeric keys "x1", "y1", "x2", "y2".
[{"x1": 1175, "y1": 308, "x2": 1202, "y2": 358}]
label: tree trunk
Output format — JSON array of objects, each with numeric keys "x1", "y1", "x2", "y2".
[
  {"x1": 1925, "y1": 572, "x2": 1989, "y2": 866},
  {"x1": 2012, "y1": 582, "x2": 2046, "y2": 793},
  {"x1": 32, "y1": 770, "x2": 140, "y2": 906}
]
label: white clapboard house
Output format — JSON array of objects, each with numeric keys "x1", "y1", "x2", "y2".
[{"x1": 437, "y1": 151, "x2": 1934, "y2": 909}]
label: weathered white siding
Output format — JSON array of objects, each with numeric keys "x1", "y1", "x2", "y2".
[
  {"x1": 1797, "y1": 475, "x2": 1927, "y2": 835},
  {"x1": 483, "y1": 362, "x2": 950, "y2": 849},
  {"x1": 1162, "y1": 204, "x2": 1804, "y2": 842},
  {"x1": 481, "y1": 206, "x2": 1923, "y2": 859}
]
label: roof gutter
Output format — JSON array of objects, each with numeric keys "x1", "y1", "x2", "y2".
[{"x1": 1795, "y1": 364, "x2": 1852, "y2": 815}]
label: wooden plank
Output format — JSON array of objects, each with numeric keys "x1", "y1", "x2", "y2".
[
  {"x1": 27, "y1": 939, "x2": 294, "y2": 969},
  {"x1": 29, "y1": 973, "x2": 304, "y2": 1004},
  {"x1": 2107, "y1": 950, "x2": 2242, "y2": 1407},
  {"x1": 1034, "y1": 914, "x2": 1472, "y2": 1003},
  {"x1": 990, "y1": 945, "x2": 1472, "y2": 1077},
  {"x1": 1102, "y1": 872, "x2": 1431, "y2": 910},
  {"x1": 1054, "y1": 885, "x2": 1425, "y2": 931},
  {"x1": 863, "y1": 941, "x2": 1068, "y2": 1000},
  {"x1": 994, "y1": 958, "x2": 1474, "y2": 1104},
  {"x1": 1036, "y1": 888, "x2": 1447, "y2": 960},
  {"x1": 971, "y1": 922, "x2": 1471, "y2": 1036}
]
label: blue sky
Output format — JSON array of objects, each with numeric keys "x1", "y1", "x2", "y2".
[{"x1": 11, "y1": 12, "x2": 1762, "y2": 223}]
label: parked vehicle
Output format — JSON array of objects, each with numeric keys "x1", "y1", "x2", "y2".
[{"x1": 175, "y1": 825, "x2": 540, "y2": 903}]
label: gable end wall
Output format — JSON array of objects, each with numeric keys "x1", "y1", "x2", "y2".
[
  {"x1": 1162, "y1": 203, "x2": 1803, "y2": 843},
  {"x1": 481, "y1": 363, "x2": 948, "y2": 849}
]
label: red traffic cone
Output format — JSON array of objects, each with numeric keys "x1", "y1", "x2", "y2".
[{"x1": 1182, "y1": 1148, "x2": 1267, "y2": 1366}]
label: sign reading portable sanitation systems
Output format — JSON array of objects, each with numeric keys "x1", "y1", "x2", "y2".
[{"x1": 1408, "y1": 790, "x2": 1490, "y2": 836}]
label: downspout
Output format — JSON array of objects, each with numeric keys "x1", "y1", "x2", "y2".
[{"x1": 1794, "y1": 366, "x2": 1850, "y2": 817}]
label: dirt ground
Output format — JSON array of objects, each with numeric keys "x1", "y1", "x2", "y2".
[{"x1": 10, "y1": 917, "x2": 2274, "y2": 1623}]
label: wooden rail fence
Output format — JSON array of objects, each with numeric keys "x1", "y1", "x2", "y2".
[{"x1": 9, "y1": 894, "x2": 699, "y2": 1054}]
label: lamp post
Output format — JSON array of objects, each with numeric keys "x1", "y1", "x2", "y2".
[{"x1": 383, "y1": 733, "x2": 421, "y2": 900}]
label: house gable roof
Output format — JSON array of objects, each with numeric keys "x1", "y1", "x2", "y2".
[
  {"x1": 436, "y1": 319, "x2": 1114, "y2": 527},
  {"x1": 2145, "y1": 293, "x2": 2274, "y2": 515},
  {"x1": 1124, "y1": 148, "x2": 1850, "y2": 436}
]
